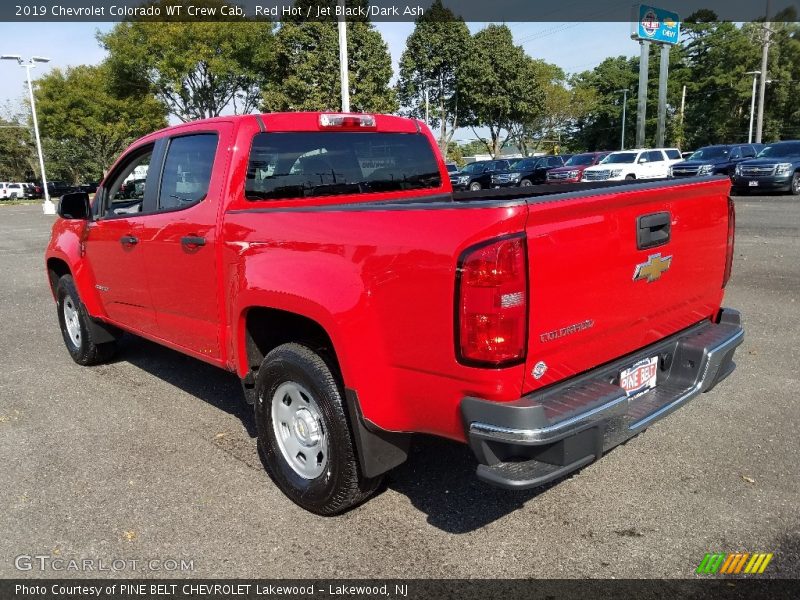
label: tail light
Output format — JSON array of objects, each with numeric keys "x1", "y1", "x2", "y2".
[
  {"x1": 319, "y1": 113, "x2": 376, "y2": 129},
  {"x1": 456, "y1": 234, "x2": 528, "y2": 367},
  {"x1": 723, "y1": 195, "x2": 736, "y2": 288}
]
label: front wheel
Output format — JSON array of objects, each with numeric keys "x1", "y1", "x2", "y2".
[
  {"x1": 790, "y1": 172, "x2": 800, "y2": 195},
  {"x1": 519, "y1": 179, "x2": 533, "y2": 187},
  {"x1": 254, "y1": 343, "x2": 381, "y2": 515},
  {"x1": 468, "y1": 181, "x2": 482, "y2": 191},
  {"x1": 624, "y1": 174, "x2": 636, "y2": 180},
  {"x1": 56, "y1": 275, "x2": 117, "y2": 365}
]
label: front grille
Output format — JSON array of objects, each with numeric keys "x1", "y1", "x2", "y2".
[
  {"x1": 671, "y1": 166, "x2": 700, "y2": 177},
  {"x1": 547, "y1": 171, "x2": 572, "y2": 180},
  {"x1": 740, "y1": 165, "x2": 776, "y2": 177},
  {"x1": 584, "y1": 170, "x2": 610, "y2": 181},
  {"x1": 492, "y1": 174, "x2": 515, "y2": 184}
]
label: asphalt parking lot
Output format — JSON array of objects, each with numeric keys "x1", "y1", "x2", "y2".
[{"x1": 0, "y1": 196, "x2": 798, "y2": 580}]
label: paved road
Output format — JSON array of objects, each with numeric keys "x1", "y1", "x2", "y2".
[{"x1": 0, "y1": 197, "x2": 798, "y2": 579}]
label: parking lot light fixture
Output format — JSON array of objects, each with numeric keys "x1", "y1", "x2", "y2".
[{"x1": 1, "y1": 54, "x2": 53, "y2": 214}]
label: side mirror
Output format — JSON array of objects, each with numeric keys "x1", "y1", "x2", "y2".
[
  {"x1": 58, "y1": 192, "x2": 91, "y2": 220},
  {"x1": 638, "y1": 157, "x2": 648, "y2": 164}
]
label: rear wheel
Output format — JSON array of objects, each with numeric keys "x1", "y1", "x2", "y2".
[
  {"x1": 56, "y1": 275, "x2": 117, "y2": 365},
  {"x1": 469, "y1": 181, "x2": 482, "y2": 191},
  {"x1": 254, "y1": 343, "x2": 381, "y2": 515}
]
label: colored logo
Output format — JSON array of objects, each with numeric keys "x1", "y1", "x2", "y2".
[
  {"x1": 696, "y1": 552, "x2": 774, "y2": 575},
  {"x1": 641, "y1": 9, "x2": 659, "y2": 36},
  {"x1": 633, "y1": 253, "x2": 672, "y2": 283}
]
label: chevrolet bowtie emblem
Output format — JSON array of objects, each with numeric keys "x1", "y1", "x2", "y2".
[{"x1": 633, "y1": 253, "x2": 672, "y2": 283}]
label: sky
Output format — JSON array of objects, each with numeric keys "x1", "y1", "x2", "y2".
[{"x1": 0, "y1": 21, "x2": 637, "y2": 141}]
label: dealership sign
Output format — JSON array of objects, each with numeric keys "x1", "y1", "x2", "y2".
[{"x1": 631, "y1": 4, "x2": 680, "y2": 45}]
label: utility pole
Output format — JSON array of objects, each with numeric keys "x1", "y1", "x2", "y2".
[
  {"x1": 655, "y1": 44, "x2": 670, "y2": 147},
  {"x1": 337, "y1": 0, "x2": 350, "y2": 112},
  {"x1": 679, "y1": 84, "x2": 686, "y2": 148},
  {"x1": 756, "y1": 0, "x2": 771, "y2": 143},
  {"x1": 1, "y1": 54, "x2": 53, "y2": 214},
  {"x1": 636, "y1": 41, "x2": 650, "y2": 148},
  {"x1": 616, "y1": 89, "x2": 629, "y2": 150},
  {"x1": 745, "y1": 71, "x2": 760, "y2": 144},
  {"x1": 424, "y1": 86, "x2": 429, "y2": 126}
]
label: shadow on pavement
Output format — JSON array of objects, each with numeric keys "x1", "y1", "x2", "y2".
[{"x1": 114, "y1": 334, "x2": 258, "y2": 438}]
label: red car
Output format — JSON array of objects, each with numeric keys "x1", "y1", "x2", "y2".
[
  {"x1": 45, "y1": 113, "x2": 743, "y2": 514},
  {"x1": 546, "y1": 151, "x2": 611, "y2": 183}
]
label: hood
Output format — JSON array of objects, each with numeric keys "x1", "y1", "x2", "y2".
[
  {"x1": 739, "y1": 157, "x2": 800, "y2": 165},
  {"x1": 676, "y1": 158, "x2": 731, "y2": 167},
  {"x1": 548, "y1": 164, "x2": 588, "y2": 174}
]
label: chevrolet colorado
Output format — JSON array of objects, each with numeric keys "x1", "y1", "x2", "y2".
[{"x1": 46, "y1": 112, "x2": 743, "y2": 515}]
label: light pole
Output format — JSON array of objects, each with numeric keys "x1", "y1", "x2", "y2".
[
  {"x1": 1, "y1": 54, "x2": 54, "y2": 214},
  {"x1": 745, "y1": 71, "x2": 761, "y2": 144},
  {"x1": 336, "y1": 0, "x2": 350, "y2": 112},
  {"x1": 615, "y1": 88, "x2": 629, "y2": 150}
]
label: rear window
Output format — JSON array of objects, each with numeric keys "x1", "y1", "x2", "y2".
[{"x1": 245, "y1": 132, "x2": 441, "y2": 200}]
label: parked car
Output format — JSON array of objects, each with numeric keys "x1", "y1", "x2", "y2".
[
  {"x1": 2, "y1": 182, "x2": 27, "y2": 199},
  {"x1": 45, "y1": 181, "x2": 78, "y2": 198},
  {"x1": 46, "y1": 112, "x2": 743, "y2": 515},
  {"x1": 79, "y1": 181, "x2": 100, "y2": 194},
  {"x1": 445, "y1": 162, "x2": 458, "y2": 174},
  {"x1": 546, "y1": 152, "x2": 611, "y2": 183},
  {"x1": 731, "y1": 140, "x2": 800, "y2": 195},
  {"x1": 670, "y1": 144, "x2": 763, "y2": 178},
  {"x1": 582, "y1": 149, "x2": 672, "y2": 181},
  {"x1": 450, "y1": 159, "x2": 516, "y2": 191},
  {"x1": 491, "y1": 155, "x2": 566, "y2": 187}
]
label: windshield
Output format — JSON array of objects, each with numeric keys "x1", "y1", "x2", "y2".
[
  {"x1": 564, "y1": 153, "x2": 596, "y2": 167},
  {"x1": 512, "y1": 159, "x2": 539, "y2": 171},
  {"x1": 689, "y1": 146, "x2": 730, "y2": 160},
  {"x1": 460, "y1": 162, "x2": 486, "y2": 174},
  {"x1": 757, "y1": 142, "x2": 800, "y2": 158},
  {"x1": 601, "y1": 152, "x2": 637, "y2": 164}
]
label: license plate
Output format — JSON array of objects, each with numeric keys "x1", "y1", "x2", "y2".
[
  {"x1": 619, "y1": 356, "x2": 658, "y2": 398},
  {"x1": 749, "y1": 180, "x2": 759, "y2": 186}
]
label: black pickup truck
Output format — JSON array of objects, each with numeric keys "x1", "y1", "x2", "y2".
[{"x1": 730, "y1": 140, "x2": 800, "y2": 195}]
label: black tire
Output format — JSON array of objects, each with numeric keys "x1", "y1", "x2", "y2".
[
  {"x1": 519, "y1": 179, "x2": 533, "y2": 187},
  {"x1": 468, "y1": 181, "x2": 482, "y2": 191},
  {"x1": 790, "y1": 172, "x2": 800, "y2": 195},
  {"x1": 254, "y1": 343, "x2": 381, "y2": 515},
  {"x1": 56, "y1": 275, "x2": 117, "y2": 366},
  {"x1": 624, "y1": 174, "x2": 636, "y2": 180}
]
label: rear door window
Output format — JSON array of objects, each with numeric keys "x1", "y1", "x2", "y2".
[
  {"x1": 158, "y1": 133, "x2": 219, "y2": 210},
  {"x1": 245, "y1": 132, "x2": 441, "y2": 200}
]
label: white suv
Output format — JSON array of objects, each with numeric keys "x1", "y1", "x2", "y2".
[{"x1": 582, "y1": 149, "x2": 672, "y2": 181}]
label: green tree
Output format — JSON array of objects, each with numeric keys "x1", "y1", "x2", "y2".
[
  {"x1": 261, "y1": 4, "x2": 396, "y2": 113},
  {"x1": 0, "y1": 103, "x2": 37, "y2": 181},
  {"x1": 35, "y1": 64, "x2": 167, "y2": 182},
  {"x1": 458, "y1": 25, "x2": 546, "y2": 157},
  {"x1": 397, "y1": 1, "x2": 471, "y2": 152},
  {"x1": 99, "y1": 1, "x2": 275, "y2": 122}
]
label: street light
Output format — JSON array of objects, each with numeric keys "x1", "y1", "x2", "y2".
[
  {"x1": 745, "y1": 71, "x2": 761, "y2": 144},
  {"x1": 1, "y1": 54, "x2": 54, "y2": 214},
  {"x1": 615, "y1": 88, "x2": 629, "y2": 150}
]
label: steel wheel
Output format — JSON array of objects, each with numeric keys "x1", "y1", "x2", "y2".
[
  {"x1": 270, "y1": 381, "x2": 328, "y2": 480},
  {"x1": 63, "y1": 296, "x2": 82, "y2": 347}
]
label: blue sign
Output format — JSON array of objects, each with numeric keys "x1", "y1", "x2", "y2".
[{"x1": 632, "y1": 4, "x2": 681, "y2": 45}]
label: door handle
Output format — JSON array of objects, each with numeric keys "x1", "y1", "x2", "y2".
[
  {"x1": 637, "y1": 212, "x2": 671, "y2": 250},
  {"x1": 119, "y1": 235, "x2": 138, "y2": 246},
  {"x1": 181, "y1": 236, "x2": 206, "y2": 247}
]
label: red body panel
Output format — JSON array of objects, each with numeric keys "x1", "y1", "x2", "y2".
[{"x1": 45, "y1": 113, "x2": 732, "y2": 445}]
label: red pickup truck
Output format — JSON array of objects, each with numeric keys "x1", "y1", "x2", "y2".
[{"x1": 46, "y1": 112, "x2": 743, "y2": 515}]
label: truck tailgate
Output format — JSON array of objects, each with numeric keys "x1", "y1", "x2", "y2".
[{"x1": 522, "y1": 178, "x2": 731, "y2": 393}]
